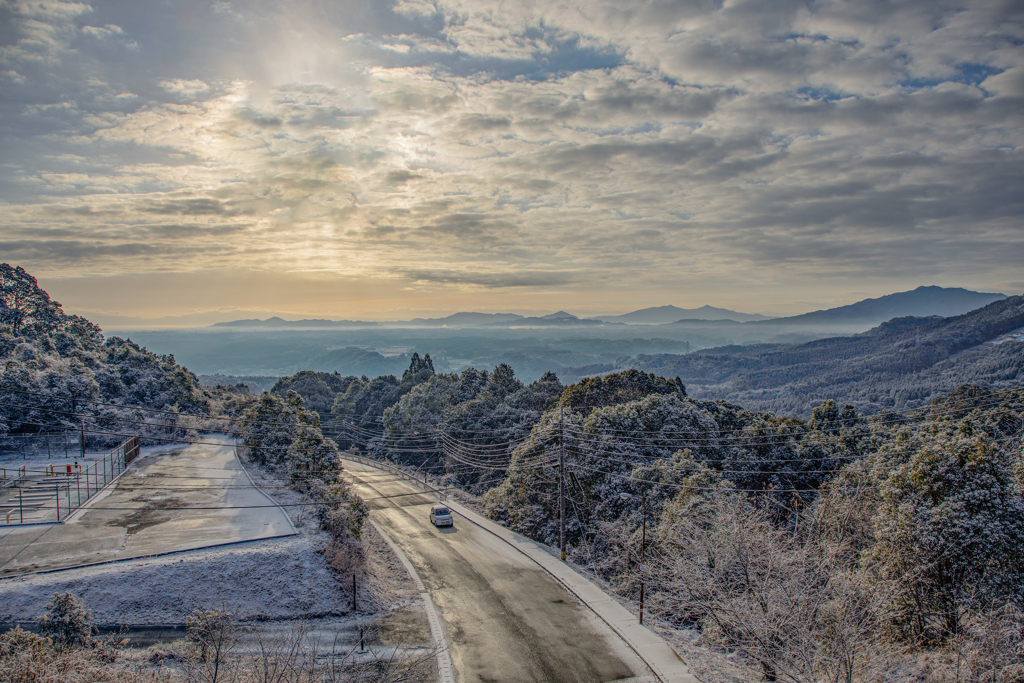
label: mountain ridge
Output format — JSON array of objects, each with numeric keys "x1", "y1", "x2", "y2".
[
  {"x1": 201, "y1": 285, "x2": 1006, "y2": 331},
  {"x1": 212, "y1": 317, "x2": 379, "y2": 329},
  {"x1": 753, "y1": 285, "x2": 1005, "y2": 326},
  {"x1": 615, "y1": 293, "x2": 1024, "y2": 416},
  {"x1": 596, "y1": 304, "x2": 773, "y2": 324}
]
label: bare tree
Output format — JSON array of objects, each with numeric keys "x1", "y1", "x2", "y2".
[
  {"x1": 185, "y1": 609, "x2": 237, "y2": 683},
  {"x1": 653, "y1": 489, "x2": 892, "y2": 683}
]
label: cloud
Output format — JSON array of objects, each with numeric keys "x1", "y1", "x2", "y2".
[
  {"x1": 402, "y1": 268, "x2": 578, "y2": 288},
  {"x1": 0, "y1": 0, "x2": 1020, "y2": 313},
  {"x1": 158, "y1": 78, "x2": 210, "y2": 99}
]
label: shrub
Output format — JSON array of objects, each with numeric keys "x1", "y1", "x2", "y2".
[{"x1": 37, "y1": 592, "x2": 92, "y2": 652}]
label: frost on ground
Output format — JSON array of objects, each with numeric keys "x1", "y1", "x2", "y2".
[
  {"x1": 654, "y1": 626, "x2": 759, "y2": 683},
  {"x1": 0, "y1": 452, "x2": 424, "y2": 635},
  {"x1": 0, "y1": 536, "x2": 348, "y2": 626},
  {"x1": 239, "y1": 453, "x2": 420, "y2": 616}
]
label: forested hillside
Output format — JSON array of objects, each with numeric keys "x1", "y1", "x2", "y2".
[
  {"x1": 271, "y1": 349, "x2": 1024, "y2": 679},
  {"x1": 620, "y1": 294, "x2": 1024, "y2": 416},
  {"x1": 0, "y1": 264, "x2": 242, "y2": 448}
]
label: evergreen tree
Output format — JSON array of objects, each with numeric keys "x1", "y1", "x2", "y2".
[
  {"x1": 37, "y1": 592, "x2": 93, "y2": 651},
  {"x1": 867, "y1": 419, "x2": 1024, "y2": 640},
  {"x1": 239, "y1": 391, "x2": 300, "y2": 466}
]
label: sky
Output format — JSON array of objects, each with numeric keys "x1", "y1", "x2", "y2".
[{"x1": 1, "y1": 0, "x2": 1022, "y2": 324}]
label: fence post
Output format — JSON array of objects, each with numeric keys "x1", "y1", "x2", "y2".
[{"x1": 55, "y1": 485, "x2": 60, "y2": 522}]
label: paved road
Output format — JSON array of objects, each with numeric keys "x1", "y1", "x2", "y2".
[
  {"x1": 343, "y1": 459, "x2": 655, "y2": 683},
  {"x1": 0, "y1": 436, "x2": 294, "y2": 576}
]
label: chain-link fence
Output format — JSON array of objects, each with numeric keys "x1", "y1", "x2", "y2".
[
  {"x1": 0, "y1": 432, "x2": 77, "y2": 460},
  {"x1": 1, "y1": 436, "x2": 140, "y2": 525}
]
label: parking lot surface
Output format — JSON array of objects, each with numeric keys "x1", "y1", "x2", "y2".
[{"x1": 0, "y1": 436, "x2": 294, "y2": 577}]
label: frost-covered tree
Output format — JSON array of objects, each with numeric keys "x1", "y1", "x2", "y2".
[
  {"x1": 440, "y1": 366, "x2": 560, "y2": 491},
  {"x1": 239, "y1": 391, "x2": 301, "y2": 466},
  {"x1": 1, "y1": 264, "x2": 63, "y2": 337},
  {"x1": 557, "y1": 369, "x2": 684, "y2": 415},
  {"x1": 380, "y1": 372, "x2": 463, "y2": 468},
  {"x1": 867, "y1": 419, "x2": 1024, "y2": 641},
  {"x1": 0, "y1": 264, "x2": 223, "y2": 450},
  {"x1": 287, "y1": 410, "x2": 343, "y2": 488},
  {"x1": 485, "y1": 392, "x2": 719, "y2": 547},
  {"x1": 271, "y1": 370, "x2": 358, "y2": 417},
  {"x1": 37, "y1": 592, "x2": 93, "y2": 652},
  {"x1": 238, "y1": 389, "x2": 366, "y2": 559},
  {"x1": 656, "y1": 481, "x2": 889, "y2": 683}
]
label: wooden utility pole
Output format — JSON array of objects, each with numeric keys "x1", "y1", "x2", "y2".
[
  {"x1": 559, "y1": 406, "x2": 565, "y2": 562},
  {"x1": 640, "y1": 497, "x2": 647, "y2": 624}
]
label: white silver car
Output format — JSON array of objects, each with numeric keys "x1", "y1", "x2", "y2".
[{"x1": 429, "y1": 504, "x2": 453, "y2": 527}]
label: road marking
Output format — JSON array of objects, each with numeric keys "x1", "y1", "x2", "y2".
[{"x1": 368, "y1": 518, "x2": 455, "y2": 683}]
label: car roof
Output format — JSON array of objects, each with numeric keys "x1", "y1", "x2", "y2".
[{"x1": 431, "y1": 504, "x2": 449, "y2": 511}]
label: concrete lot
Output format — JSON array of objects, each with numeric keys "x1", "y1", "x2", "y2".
[{"x1": 0, "y1": 436, "x2": 294, "y2": 576}]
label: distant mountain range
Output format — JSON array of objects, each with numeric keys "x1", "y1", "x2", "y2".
[
  {"x1": 406, "y1": 312, "x2": 523, "y2": 326},
  {"x1": 212, "y1": 316, "x2": 378, "y2": 329},
  {"x1": 597, "y1": 294, "x2": 1024, "y2": 417},
  {"x1": 203, "y1": 285, "x2": 1006, "y2": 331},
  {"x1": 594, "y1": 305, "x2": 774, "y2": 324},
  {"x1": 476, "y1": 311, "x2": 605, "y2": 328},
  {"x1": 751, "y1": 286, "x2": 1005, "y2": 326}
]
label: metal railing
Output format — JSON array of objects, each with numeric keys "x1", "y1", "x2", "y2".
[{"x1": 1, "y1": 436, "x2": 140, "y2": 524}]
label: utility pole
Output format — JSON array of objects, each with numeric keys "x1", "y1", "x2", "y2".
[
  {"x1": 79, "y1": 419, "x2": 85, "y2": 460},
  {"x1": 559, "y1": 406, "x2": 565, "y2": 562},
  {"x1": 621, "y1": 492, "x2": 648, "y2": 625},
  {"x1": 640, "y1": 497, "x2": 647, "y2": 625}
]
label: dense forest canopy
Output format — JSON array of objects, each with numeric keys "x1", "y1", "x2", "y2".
[{"x1": 0, "y1": 264, "x2": 244, "y2": 448}]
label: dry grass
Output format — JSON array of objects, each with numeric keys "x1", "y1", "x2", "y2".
[{"x1": 1, "y1": 624, "x2": 436, "y2": 683}]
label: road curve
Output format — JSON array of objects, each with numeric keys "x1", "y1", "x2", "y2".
[{"x1": 343, "y1": 459, "x2": 655, "y2": 683}]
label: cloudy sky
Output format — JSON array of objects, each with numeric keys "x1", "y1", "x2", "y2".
[{"x1": 1, "y1": 0, "x2": 1022, "y2": 323}]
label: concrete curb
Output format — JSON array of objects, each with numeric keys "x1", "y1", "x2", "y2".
[{"x1": 368, "y1": 519, "x2": 455, "y2": 683}]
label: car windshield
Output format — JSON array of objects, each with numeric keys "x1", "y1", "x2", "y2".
[{"x1": 434, "y1": 508, "x2": 450, "y2": 515}]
